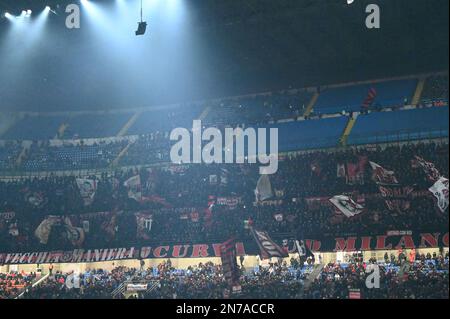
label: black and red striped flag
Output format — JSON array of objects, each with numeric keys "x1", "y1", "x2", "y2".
[
  {"x1": 362, "y1": 87, "x2": 377, "y2": 110},
  {"x1": 220, "y1": 237, "x2": 240, "y2": 290}
]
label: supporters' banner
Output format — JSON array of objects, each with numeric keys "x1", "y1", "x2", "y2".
[
  {"x1": 62, "y1": 217, "x2": 85, "y2": 247},
  {"x1": 124, "y1": 175, "x2": 142, "y2": 202},
  {"x1": 0, "y1": 247, "x2": 137, "y2": 265},
  {"x1": 414, "y1": 156, "x2": 441, "y2": 183},
  {"x1": 370, "y1": 161, "x2": 398, "y2": 184},
  {"x1": 0, "y1": 212, "x2": 15, "y2": 221},
  {"x1": 255, "y1": 174, "x2": 273, "y2": 202},
  {"x1": 310, "y1": 161, "x2": 322, "y2": 177},
  {"x1": 216, "y1": 197, "x2": 242, "y2": 210},
  {"x1": 76, "y1": 178, "x2": 97, "y2": 206},
  {"x1": 429, "y1": 177, "x2": 449, "y2": 213},
  {"x1": 101, "y1": 213, "x2": 117, "y2": 242},
  {"x1": 294, "y1": 240, "x2": 314, "y2": 258},
  {"x1": 220, "y1": 168, "x2": 229, "y2": 186},
  {"x1": 378, "y1": 184, "x2": 414, "y2": 211},
  {"x1": 209, "y1": 174, "x2": 218, "y2": 185},
  {"x1": 8, "y1": 222, "x2": 19, "y2": 237},
  {"x1": 135, "y1": 212, "x2": 153, "y2": 240},
  {"x1": 337, "y1": 163, "x2": 346, "y2": 178},
  {"x1": 1, "y1": 232, "x2": 448, "y2": 264},
  {"x1": 220, "y1": 238, "x2": 240, "y2": 291},
  {"x1": 329, "y1": 195, "x2": 364, "y2": 218},
  {"x1": 24, "y1": 191, "x2": 47, "y2": 208},
  {"x1": 370, "y1": 161, "x2": 412, "y2": 212},
  {"x1": 126, "y1": 284, "x2": 148, "y2": 292},
  {"x1": 346, "y1": 156, "x2": 367, "y2": 185},
  {"x1": 250, "y1": 228, "x2": 289, "y2": 260},
  {"x1": 190, "y1": 211, "x2": 200, "y2": 222},
  {"x1": 273, "y1": 214, "x2": 283, "y2": 222},
  {"x1": 35, "y1": 216, "x2": 85, "y2": 247},
  {"x1": 35, "y1": 216, "x2": 61, "y2": 245},
  {"x1": 164, "y1": 164, "x2": 189, "y2": 175},
  {"x1": 253, "y1": 199, "x2": 283, "y2": 207}
]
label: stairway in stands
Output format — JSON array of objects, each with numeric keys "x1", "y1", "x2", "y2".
[
  {"x1": 117, "y1": 112, "x2": 141, "y2": 137},
  {"x1": 110, "y1": 142, "x2": 133, "y2": 168},
  {"x1": 339, "y1": 114, "x2": 358, "y2": 146},
  {"x1": 303, "y1": 92, "x2": 320, "y2": 117},
  {"x1": 411, "y1": 77, "x2": 426, "y2": 106},
  {"x1": 198, "y1": 105, "x2": 212, "y2": 121}
]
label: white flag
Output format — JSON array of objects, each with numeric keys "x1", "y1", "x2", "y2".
[
  {"x1": 255, "y1": 174, "x2": 273, "y2": 202},
  {"x1": 429, "y1": 177, "x2": 449, "y2": 213},
  {"x1": 124, "y1": 175, "x2": 142, "y2": 202},
  {"x1": 329, "y1": 195, "x2": 364, "y2": 218},
  {"x1": 76, "y1": 178, "x2": 97, "y2": 206}
]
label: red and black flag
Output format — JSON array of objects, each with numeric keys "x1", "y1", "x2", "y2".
[
  {"x1": 362, "y1": 87, "x2": 377, "y2": 110},
  {"x1": 250, "y1": 228, "x2": 289, "y2": 260},
  {"x1": 220, "y1": 237, "x2": 240, "y2": 290}
]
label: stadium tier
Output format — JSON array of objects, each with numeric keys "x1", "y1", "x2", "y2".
[
  {"x1": 0, "y1": 75, "x2": 448, "y2": 173},
  {"x1": 347, "y1": 106, "x2": 449, "y2": 145},
  {"x1": 0, "y1": 75, "x2": 448, "y2": 300},
  {"x1": 1, "y1": 258, "x2": 447, "y2": 299},
  {"x1": 126, "y1": 104, "x2": 204, "y2": 136},
  {"x1": 0, "y1": 0, "x2": 448, "y2": 303},
  {"x1": 1, "y1": 115, "x2": 66, "y2": 141},
  {"x1": 61, "y1": 113, "x2": 134, "y2": 139},
  {"x1": 313, "y1": 79, "x2": 418, "y2": 115}
]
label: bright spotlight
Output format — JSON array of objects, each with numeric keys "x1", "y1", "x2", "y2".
[{"x1": 4, "y1": 12, "x2": 12, "y2": 19}]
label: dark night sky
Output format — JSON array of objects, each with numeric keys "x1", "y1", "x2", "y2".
[{"x1": 0, "y1": 0, "x2": 448, "y2": 112}]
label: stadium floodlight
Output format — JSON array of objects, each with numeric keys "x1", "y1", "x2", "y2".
[
  {"x1": 135, "y1": 0, "x2": 148, "y2": 36},
  {"x1": 25, "y1": 9, "x2": 32, "y2": 17}
]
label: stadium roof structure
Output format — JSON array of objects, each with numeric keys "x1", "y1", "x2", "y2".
[{"x1": 0, "y1": 0, "x2": 448, "y2": 112}]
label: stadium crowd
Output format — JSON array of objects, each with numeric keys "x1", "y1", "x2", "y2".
[
  {"x1": 0, "y1": 270, "x2": 37, "y2": 299},
  {"x1": 0, "y1": 141, "x2": 448, "y2": 253},
  {"x1": 7, "y1": 251, "x2": 447, "y2": 299}
]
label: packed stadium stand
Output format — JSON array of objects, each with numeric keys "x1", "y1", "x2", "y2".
[
  {"x1": 0, "y1": 141, "x2": 22, "y2": 171},
  {"x1": 21, "y1": 140, "x2": 128, "y2": 171},
  {"x1": 2, "y1": 257, "x2": 447, "y2": 299},
  {"x1": 0, "y1": 74, "x2": 448, "y2": 300}
]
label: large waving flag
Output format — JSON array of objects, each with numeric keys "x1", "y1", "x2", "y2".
[
  {"x1": 429, "y1": 177, "x2": 449, "y2": 213},
  {"x1": 251, "y1": 228, "x2": 288, "y2": 259},
  {"x1": 76, "y1": 178, "x2": 97, "y2": 206},
  {"x1": 329, "y1": 195, "x2": 364, "y2": 218},
  {"x1": 255, "y1": 174, "x2": 273, "y2": 202}
]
